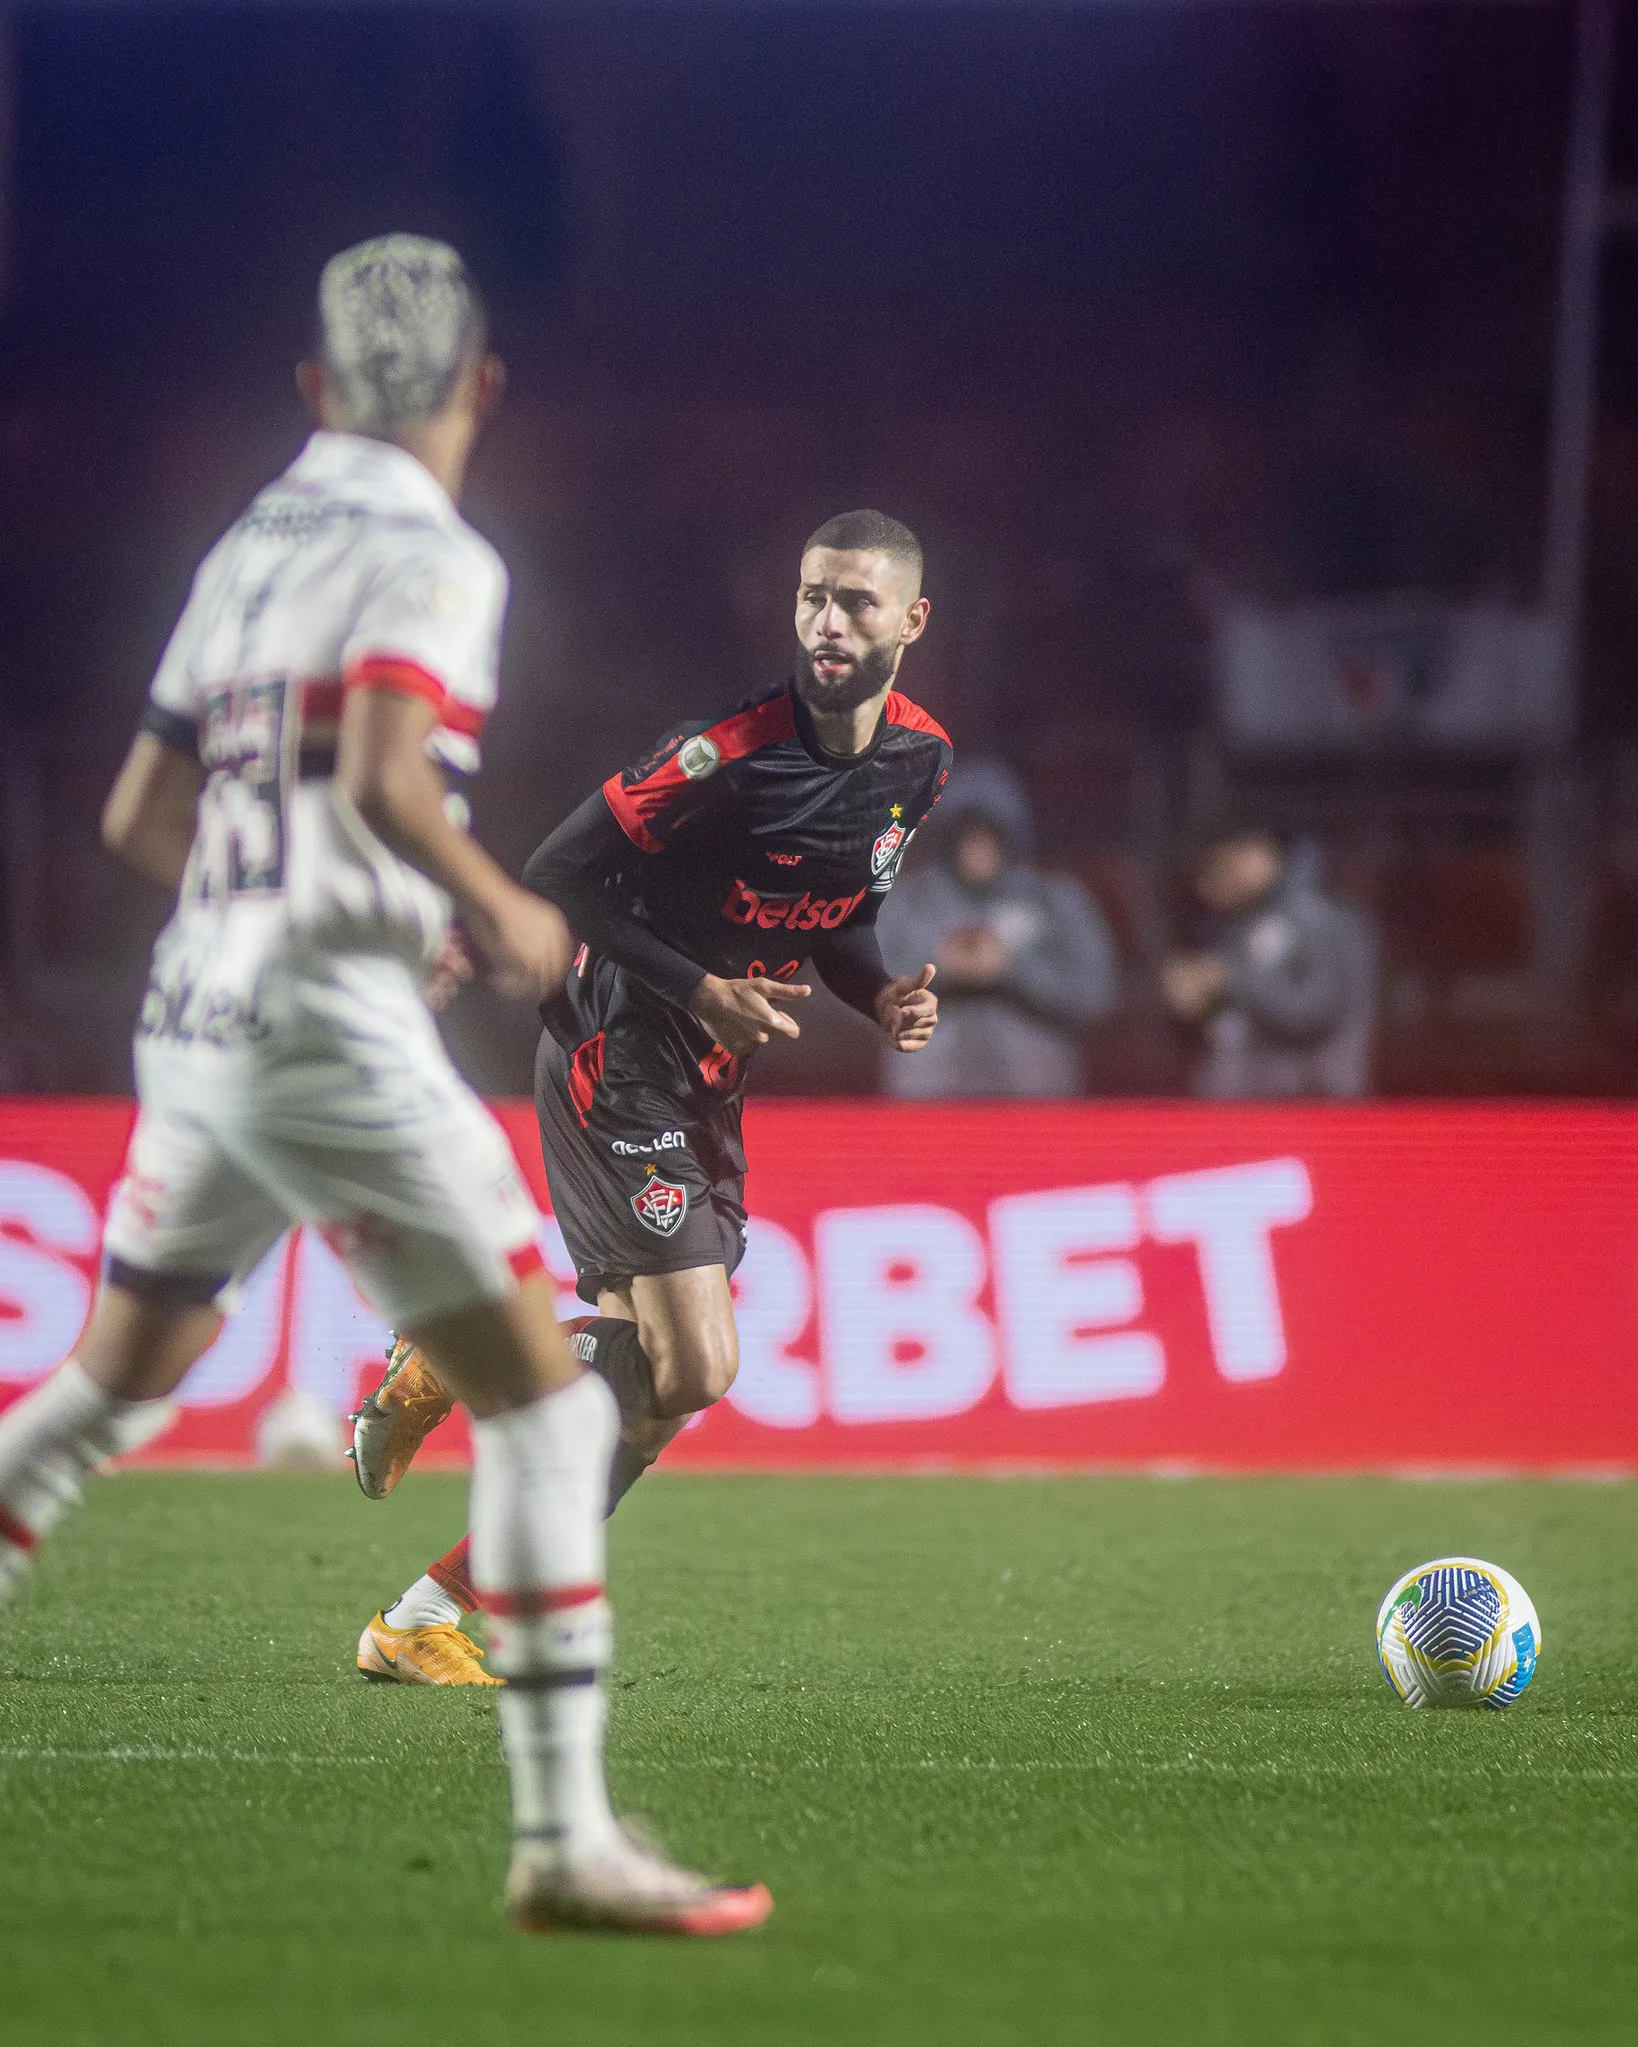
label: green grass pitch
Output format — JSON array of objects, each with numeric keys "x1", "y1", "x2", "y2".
[{"x1": 0, "y1": 1471, "x2": 1634, "y2": 2045}]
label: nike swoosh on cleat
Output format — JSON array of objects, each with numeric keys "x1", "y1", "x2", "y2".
[{"x1": 358, "y1": 1628, "x2": 398, "y2": 1679}]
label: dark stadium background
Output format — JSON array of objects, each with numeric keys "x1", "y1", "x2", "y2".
[
  {"x1": 2, "y1": 21, "x2": 1637, "y2": 2040},
  {"x1": 2, "y1": 2, "x2": 1638, "y2": 1098}
]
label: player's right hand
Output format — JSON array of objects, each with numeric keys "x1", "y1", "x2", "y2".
[
  {"x1": 689, "y1": 973, "x2": 811, "y2": 1057},
  {"x1": 469, "y1": 887, "x2": 574, "y2": 1003}
]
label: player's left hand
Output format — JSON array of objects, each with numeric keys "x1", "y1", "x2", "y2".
[
  {"x1": 425, "y1": 924, "x2": 476, "y2": 1013},
  {"x1": 875, "y1": 963, "x2": 939, "y2": 1052}
]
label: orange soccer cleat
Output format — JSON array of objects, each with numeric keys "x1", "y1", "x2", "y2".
[
  {"x1": 355, "y1": 1610, "x2": 502, "y2": 1686},
  {"x1": 504, "y1": 1829, "x2": 773, "y2": 1937},
  {"x1": 347, "y1": 1335, "x2": 455, "y2": 1499}
]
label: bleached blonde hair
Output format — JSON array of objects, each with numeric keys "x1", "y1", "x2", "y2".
[{"x1": 317, "y1": 235, "x2": 486, "y2": 437}]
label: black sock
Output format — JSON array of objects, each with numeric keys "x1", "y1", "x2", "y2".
[
  {"x1": 605, "y1": 1439, "x2": 652, "y2": 1517},
  {"x1": 580, "y1": 1318, "x2": 657, "y2": 1429},
  {"x1": 580, "y1": 1318, "x2": 660, "y2": 1518}
]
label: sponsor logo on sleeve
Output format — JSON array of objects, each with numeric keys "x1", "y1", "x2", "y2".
[
  {"x1": 404, "y1": 568, "x2": 468, "y2": 618},
  {"x1": 677, "y1": 734, "x2": 722, "y2": 780}
]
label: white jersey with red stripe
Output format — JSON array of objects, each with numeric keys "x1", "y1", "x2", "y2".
[
  {"x1": 101, "y1": 430, "x2": 543, "y2": 1327},
  {"x1": 140, "y1": 429, "x2": 506, "y2": 1045}
]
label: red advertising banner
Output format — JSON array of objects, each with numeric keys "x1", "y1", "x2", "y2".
[{"x1": 1, "y1": 1097, "x2": 1635, "y2": 1472}]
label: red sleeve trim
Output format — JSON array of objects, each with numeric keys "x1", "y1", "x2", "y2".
[
  {"x1": 343, "y1": 655, "x2": 487, "y2": 741},
  {"x1": 604, "y1": 692, "x2": 798, "y2": 854},
  {"x1": 706, "y1": 691, "x2": 800, "y2": 762},
  {"x1": 603, "y1": 773, "x2": 665, "y2": 853},
  {"x1": 439, "y1": 696, "x2": 486, "y2": 740},
  {"x1": 885, "y1": 691, "x2": 952, "y2": 749}
]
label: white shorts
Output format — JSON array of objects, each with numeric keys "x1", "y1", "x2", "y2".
[{"x1": 103, "y1": 955, "x2": 544, "y2": 1327}]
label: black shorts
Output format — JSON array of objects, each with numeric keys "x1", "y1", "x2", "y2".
[{"x1": 534, "y1": 1031, "x2": 749, "y2": 1305}]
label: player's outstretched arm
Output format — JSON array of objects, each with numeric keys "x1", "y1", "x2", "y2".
[
  {"x1": 102, "y1": 733, "x2": 204, "y2": 891},
  {"x1": 337, "y1": 686, "x2": 572, "y2": 1002},
  {"x1": 874, "y1": 963, "x2": 939, "y2": 1052}
]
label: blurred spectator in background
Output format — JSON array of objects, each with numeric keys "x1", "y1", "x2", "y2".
[
  {"x1": 877, "y1": 760, "x2": 1119, "y2": 1097},
  {"x1": 1162, "y1": 810, "x2": 1378, "y2": 1099}
]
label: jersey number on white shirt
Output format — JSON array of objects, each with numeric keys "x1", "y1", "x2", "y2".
[{"x1": 195, "y1": 680, "x2": 289, "y2": 900}]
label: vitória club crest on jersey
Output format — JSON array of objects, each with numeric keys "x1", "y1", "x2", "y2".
[{"x1": 631, "y1": 1171, "x2": 689, "y2": 1236}]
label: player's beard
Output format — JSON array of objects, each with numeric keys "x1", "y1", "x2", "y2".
[{"x1": 794, "y1": 638, "x2": 898, "y2": 717}]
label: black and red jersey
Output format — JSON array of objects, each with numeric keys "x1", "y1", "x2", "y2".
[{"x1": 526, "y1": 679, "x2": 952, "y2": 1112}]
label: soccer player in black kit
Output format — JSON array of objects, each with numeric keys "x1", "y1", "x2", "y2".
[{"x1": 352, "y1": 511, "x2": 951, "y2": 1685}]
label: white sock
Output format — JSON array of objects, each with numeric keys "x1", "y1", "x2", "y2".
[
  {"x1": 384, "y1": 1574, "x2": 464, "y2": 1631},
  {"x1": 0, "y1": 1360, "x2": 170, "y2": 1595},
  {"x1": 498, "y1": 1681, "x2": 614, "y2": 1864},
  {"x1": 470, "y1": 1373, "x2": 620, "y2": 1861}
]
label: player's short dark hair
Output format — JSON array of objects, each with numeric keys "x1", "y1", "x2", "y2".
[{"x1": 803, "y1": 510, "x2": 923, "y2": 592}]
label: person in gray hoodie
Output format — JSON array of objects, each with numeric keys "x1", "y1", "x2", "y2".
[
  {"x1": 876, "y1": 759, "x2": 1120, "y2": 1097},
  {"x1": 1162, "y1": 810, "x2": 1378, "y2": 1098}
]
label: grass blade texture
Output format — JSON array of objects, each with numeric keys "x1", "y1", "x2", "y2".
[{"x1": 0, "y1": 1472, "x2": 1633, "y2": 2045}]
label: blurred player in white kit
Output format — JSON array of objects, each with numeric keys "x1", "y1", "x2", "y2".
[{"x1": 0, "y1": 235, "x2": 770, "y2": 1938}]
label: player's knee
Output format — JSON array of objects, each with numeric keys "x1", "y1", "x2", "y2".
[
  {"x1": 644, "y1": 1321, "x2": 739, "y2": 1415},
  {"x1": 690, "y1": 1327, "x2": 739, "y2": 1406}
]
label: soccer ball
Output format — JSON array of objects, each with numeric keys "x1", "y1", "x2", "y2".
[{"x1": 1376, "y1": 1557, "x2": 1541, "y2": 1709}]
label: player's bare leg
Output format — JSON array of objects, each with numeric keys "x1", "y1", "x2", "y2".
[
  {"x1": 0, "y1": 1282, "x2": 221, "y2": 1593},
  {"x1": 409, "y1": 1272, "x2": 770, "y2": 1935},
  {"x1": 359, "y1": 1263, "x2": 741, "y2": 1681},
  {"x1": 354, "y1": 1265, "x2": 736, "y2": 1512}
]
